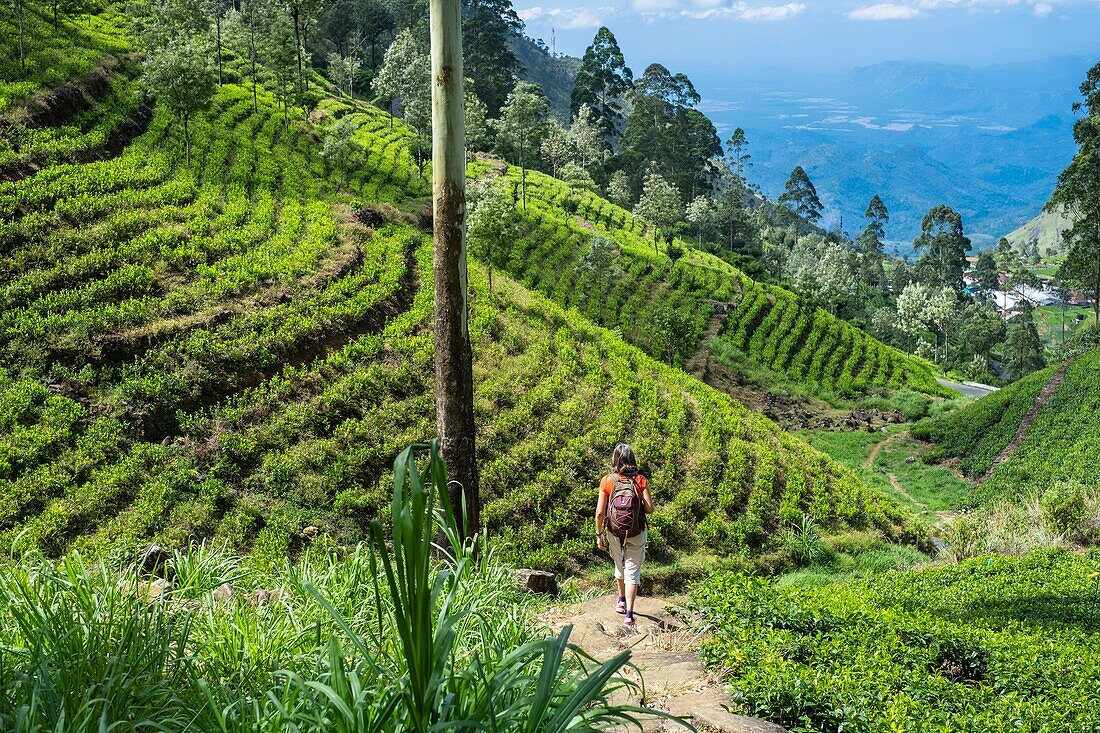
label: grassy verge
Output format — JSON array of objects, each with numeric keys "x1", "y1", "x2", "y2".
[
  {"x1": 0, "y1": 443, "x2": 662, "y2": 732},
  {"x1": 800, "y1": 428, "x2": 972, "y2": 517}
]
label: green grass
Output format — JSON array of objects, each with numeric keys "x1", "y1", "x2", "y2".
[
  {"x1": 801, "y1": 428, "x2": 973, "y2": 517},
  {"x1": 1034, "y1": 304, "x2": 1094, "y2": 347},
  {"x1": 0, "y1": 443, "x2": 657, "y2": 732},
  {"x1": 693, "y1": 549, "x2": 1100, "y2": 733}
]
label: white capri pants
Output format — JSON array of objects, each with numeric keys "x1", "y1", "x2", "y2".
[{"x1": 607, "y1": 530, "x2": 647, "y2": 585}]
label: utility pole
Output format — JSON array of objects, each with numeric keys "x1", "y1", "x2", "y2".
[{"x1": 429, "y1": 0, "x2": 479, "y2": 538}]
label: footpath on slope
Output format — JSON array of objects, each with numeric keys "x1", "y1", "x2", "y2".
[
  {"x1": 863, "y1": 430, "x2": 963, "y2": 526},
  {"x1": 541, "y1": 596, "x2": 785, "y2": 733},
  {"x1": 982, "y1": 359, "x2": 1073, "y2": 482}
]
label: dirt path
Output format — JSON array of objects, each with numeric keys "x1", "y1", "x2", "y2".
[
  {"x1": 982, "y1": 360, "x2": 1072, "y2": 482},
  {"x1": 685, "y1": 306, "x2": 731, "y2": 381},
  {"x1": 863, "y1": 430, "x2": 906, "y2": 469},
  {"x1": 541, "y1": 596, "x2": 785, "y2": 733}
]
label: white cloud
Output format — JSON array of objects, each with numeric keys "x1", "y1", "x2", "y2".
[
  {"x1": 849, "y1": 0, "x2": 1087, "y2": 19},
  {"x1": 735, "y1": 2, "x2": 808, "y2": 19},
  {"x1": 848, "y1": 3, "x2": 924, "y2": 19},
  {"x1": 517, "y1": 4, "x2": 616, "y2": 27},
  {"x1": 628, "y1": 0, "x2": 807, "y2": 20}
]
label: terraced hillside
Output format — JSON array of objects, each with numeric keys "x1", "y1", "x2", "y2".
[
  {"x1": 0, "y1": 36, "x2": 914, "y2": 569},
  {"x1": 475, "y1": 165, "x2": 950, "y2": 399},
  {"x1": 0, "y1": 6, "x2": 140, "y2": 177},
  {"x1": 913, "y1": 350, "x2": 1100, "y2": 500}
]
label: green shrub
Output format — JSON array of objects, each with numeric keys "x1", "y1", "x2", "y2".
[
  {"x1": 1041, "y1": 481, "x2": 1089, "y2": 540},
  {"x1": 693, "y1": 551, "x2": 1100, "y2": 733},
  {"x1": 918, "y1": 352, "x2": 1100, "y2": 500}
]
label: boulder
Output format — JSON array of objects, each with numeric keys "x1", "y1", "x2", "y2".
[
  {"x1": 905, "y1": 456, "x2": 917, "y2": 464},
  {"x1": 212, "y1": 583, "x2": 235, "y2": 603},
  {"x1": 249, "y1": 588, "x2": 287, "y2": 605},
  {"x1": 144, "y1": 578, "x2": 172, "y2": 601},
  {"x1": 514, "y1": 569, "x2": 558, "y2": 596},
  {"x1": 136, "y1": 545, "x2": 170, "y2": 576}
]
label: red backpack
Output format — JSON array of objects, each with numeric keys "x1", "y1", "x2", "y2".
[{"x1": 608, "y1": 473, "x2": 645, "y2": 540}]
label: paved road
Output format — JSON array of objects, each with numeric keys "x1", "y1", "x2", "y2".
[{"x1": 936, "y1": 377, "x2": 998, "y2": 399}]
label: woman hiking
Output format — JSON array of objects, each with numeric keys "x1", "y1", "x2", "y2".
[{"x1": 595, "y1": 443, "x2": 654, "y2": 629}]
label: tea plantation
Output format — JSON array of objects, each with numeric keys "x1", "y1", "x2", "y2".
[
  {"x1": 0, "y1": 24, "x2": 914, "y2": 569},
  {"x1": 693, "y1": 550, "x2": 1100, "y2": 732},
  {"x1": 474, "y1": 165, "x2": 950, "y2": 399}
]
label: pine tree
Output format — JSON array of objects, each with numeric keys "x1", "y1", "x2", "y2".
[
  {"x1": 570, "y1": 27, "x2": 633, "y2": 142},
  {"x1": 462, "y1": 0, "x2": 523, "y2": 115},
  {"x1": 725, "y1": 127, "x2": 750, "y2": 181},
  {"x1": 1049, "y1": 60, "x2": 1100, "y2": 325},
  {"x1": 623, "y1": 64, "x2": 719, "y2": 201},
  {"x1": 778, "y1": 166, "x2": 823, "y2": 223},
  {"x1": 858, "y1": 194, "x2": 888, "y2": 287},
  {"x1": 974, "y1": 252, "x2": 999, "y2": 292},
  {"x1": 913, "y1": 204, "x2": 971, "y2": 294}
]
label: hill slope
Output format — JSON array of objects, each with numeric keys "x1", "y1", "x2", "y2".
[
  {"x1": 913, "y1": 350, "x2": 1100, "y2": 500},
  {"x1": 1004, "y1": 204, "x2": 1073, "y2": 255},
  {"x1": 0, "y1": 38, "x2": 915, "y2": 568},
  {"x1": 475, "y1": 164, "x2": 950, "y2": 400}
]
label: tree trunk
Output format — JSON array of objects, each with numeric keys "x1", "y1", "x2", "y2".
[
  {"x1": 1094, "y1": 218, "x2": 1100, "y2": 325},
  {"x1": 292, "y1": 6, "x2": 303, "y2": 102},
  {"x1": 216, "y1": 14, "x2": 223, "y2": 85},
  {"x1": 52, "y1": 0, "x2": 58, "y2": 27},
  {"x1": 302, "y1": 26, "x2": 310, "y2": 93},
  {"x1": 17, "y1": 0, "x2": 26, "y2": 74},
  {"x1": 183, "y1": 114, "x2": 190, "y2": 166},
  {"x1": 519, "y1": 137, "x2": 527, "y2": 210},
  {"x1": 429, "y1": 0, "x2": 479, "y2": 539}
]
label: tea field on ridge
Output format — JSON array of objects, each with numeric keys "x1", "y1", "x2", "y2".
[{"x1": 0, "y1": 13, "x2": 918, "y2": 571}]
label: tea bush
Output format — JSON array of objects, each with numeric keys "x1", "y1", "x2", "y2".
[
  {"x1": 694, "y1": 550, "x2": 1100, "y2": 732},
  {"x1": 472, "y1": 164, "x2": 949, "y2": 399}
]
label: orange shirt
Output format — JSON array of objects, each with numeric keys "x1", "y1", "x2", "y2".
[{"x1": 600, "y1": 472, "x2": 649, "y2": 496}]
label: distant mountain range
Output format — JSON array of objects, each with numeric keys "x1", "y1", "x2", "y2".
[{"x1": 695, "y1": 56, "x2": 1094, "y2": 252}]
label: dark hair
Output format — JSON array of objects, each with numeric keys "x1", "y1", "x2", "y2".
[{"x1": 611, "y1": 443, "x2": 637, "y2": 473}]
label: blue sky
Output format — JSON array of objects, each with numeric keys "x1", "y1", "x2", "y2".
[{"x1": 518, "y1": 0, "x2": 1100, "y2": 77}]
